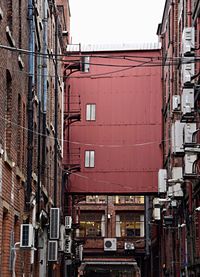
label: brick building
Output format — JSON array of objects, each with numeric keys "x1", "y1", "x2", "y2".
[
  {"x1": 0, "y1": 0, "x2": 70, "y2": 276},
  {"x1": 156, "y1": 0, "x2": 200, "y2": 276},
  {"x1": 63, "y1": 44, "x2": 162, "y2": 276}
]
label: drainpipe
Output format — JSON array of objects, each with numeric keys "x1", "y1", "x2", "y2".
[
  {"x1": 26, "y1": 0, "x2": 35, "y2": 208},
  {"x1": 187, "y1": 0, "x2": 192, "y2": 27},
  {"x1": 40, "y1": 0, "x2": 48, "y2": 213},
  {"x1": 54, "y1": 8, "x2": 58, "y2": 207}
]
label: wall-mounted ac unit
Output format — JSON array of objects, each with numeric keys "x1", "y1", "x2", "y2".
[
  {"x1": 184, "y1": 153, "x2": 197, "y2": 175},
  {"x1": 171, "y1": 120, "x2": 184, "y2": 154},
  {"x1": 182, "y1": 27, "x2": 195, "y2": 56},
  {"x1": 158, "y1": 169, "x2": 167, "y2": 193},
  {"x1": 20, "y1": 224, "x2": 34, "y2": 248},
  {"x1": 124, "y1": 242, "x2": 135, "y2": 250},
  {"x1": 48, "y1": 240, "x2": 58, "y2": 261},
  {"x1": 184, "y1": 123, "x2": 196, "y2": 144},
  {"x1": 65, "y1": 216, "x2": 72, "y2": 229},
  {"x1": 181, "y1": 88, "x2": 194, "y2": 115},
  {"x1": 64, "y1": 235, "x2": 72, "y2": 254},
  {"x1": 181, "y1": 58, "x2": 194, "y2": 86},
  {"x1": 50, "y1": 208, "x2": 60, "y2": 240},
  {"x1": 104, "y1": 238, "x2": 117, "y2": 251},
  {"x1": 172, "y1": 95, "x2": 181, "y2": 111}
]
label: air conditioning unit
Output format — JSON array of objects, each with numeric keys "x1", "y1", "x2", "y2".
[
  {"x1": 181, "y1": 88, "x2": 194, "y2": 115},
  {"x1": 172, "y1": 95, "x2": 181, "y2": 111},
  {"x1": 182, "y1": 27, "x2": 195, "y2": 56},
  {"x1": 65, "y1": 216, "x2": 72, "y2": 229},
  {"x1": 50, "y1": 208, "x2": 60, "y2": 240},
  {"x1": 124, "y1": 242, "x2": 135, "y2": 250},
  {"x1": 181, "y1": 58, "x2": 194, "y2": 86},
  {"x1": 184, "y1": 123, "x2": 196, "y2": 145},
  {"x1": 48, "y1": 240, "x2": 58, "y2": 262},
  {"x1": 20, "y1": 224, "x2": 34, "y2": 248},
  {"x1": 64, "y1": 235, "x2": 72, "y2": 254},
  {"x1": 104, "y1": 238, "x2": 117, "y2": 251},
  {"x1": 158, "y1": 169, "x2": 167, "y2": 193},
  {"x1": 171, "y1": 121, "x2": 184, "y2": 154},
  {"x1": 184, "y1": 153, "x2": 197, "y2": 175}
]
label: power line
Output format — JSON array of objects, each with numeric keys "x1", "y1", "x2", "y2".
[{"x1": 0, "y1": 114, "x2": 167, "y2": 148}]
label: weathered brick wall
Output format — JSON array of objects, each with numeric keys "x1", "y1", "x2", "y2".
[{"x1": 0, "y1": 0, "x2": 67, "y2": 276}]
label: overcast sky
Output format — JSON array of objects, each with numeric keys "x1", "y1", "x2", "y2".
[{"x1": 69, "y1": 0, "x2": 166, "y2": 45}]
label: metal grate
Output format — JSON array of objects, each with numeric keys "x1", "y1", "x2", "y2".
[
  {"x1": 50, "y1": 208, "x2": 60, "y2": 239},
  {"x1": 48, "y1": 241, "x2": 58, "y2": 261}
]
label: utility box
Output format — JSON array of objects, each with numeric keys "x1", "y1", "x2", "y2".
[
  {"x1": 168, "y1": 167, "x2": 184, "y2": 198},
  {"x1": 172, "y1": 95, "x2": 181, "y2": 111},
  {"x1": 153, "y1": 198, "x2": 161, "y2": 220}
]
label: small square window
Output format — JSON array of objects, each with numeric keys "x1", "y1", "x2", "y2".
[
  {"x1": 81, "y1": 56, "x2": 90, "y2": 72},
  {"x1": 86, "y1": 104, "x2": 96, "y2": 121},
  {"x1": 85, "y1": 150, "x2": 95, "y2": 168}
]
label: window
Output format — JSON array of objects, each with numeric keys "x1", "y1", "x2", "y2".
[
  {"x1": 85, "y1": 150, "x2": 95, "y2": 167},
  {"x1": 6, "y1": 70, "x2": 12, "y2": 154},
  {"x1": 116, "y1": 213, "x2": 144, "y2": 238},
  {"x1": 86, "y1": 104, "x2": 96, "y2": 121},
  {"x1": 7, "y1": 0, "x2": 13, "y2": 31},
  {"x1": 18, "y1": 0, "x2": 22, "y2": 48},
  {"x1": 77, "y1": 212, "x2": 105, "y2": 237},
  {"x1": 81, "y1": 56, "x2": 90, "y2": 72}
]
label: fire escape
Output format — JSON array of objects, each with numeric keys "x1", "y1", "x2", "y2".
[{"x1": 63, "y1": 61, "x2": 81, "y2": 172}]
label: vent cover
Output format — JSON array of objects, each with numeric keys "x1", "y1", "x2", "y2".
[
  {"x1": 50, "y1": 208, "x2": 60, "y2": 240},
  {"x1": 48, "y1": 240, "x2": 58, "y2": 261}
]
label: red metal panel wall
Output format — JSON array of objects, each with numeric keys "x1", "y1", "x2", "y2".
[{"x1": 64, "y1": 50, "x2": 162, "y2": 194}]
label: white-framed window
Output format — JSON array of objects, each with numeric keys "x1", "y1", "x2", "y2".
[
  {"x1": 81, "y1": 56, "x2": 90, "y2": 72},
  {"x1": 85, "y1": 150, "x2": 95, "y2": 168},
  {"x1": 86, "y1": 104, "x2": 96, "y2": 121}
]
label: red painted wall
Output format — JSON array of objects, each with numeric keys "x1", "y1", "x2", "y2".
[{"x1": 64, "y1": 49, "x2": 162, "y2": 194}]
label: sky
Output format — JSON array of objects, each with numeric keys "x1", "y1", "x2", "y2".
[{"x1": 68, "y1": 0, "x2": 166, "y2": 45}]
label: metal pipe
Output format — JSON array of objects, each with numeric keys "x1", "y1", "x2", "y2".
[
  {"x1": 187, "y1": 0, "x2": 192, "y2": 27},
  {"x1": 26, "y1": 0, "x2": 35, "y2": 208},
  {"x1": 41, "y1": 0, "x2": 48, "y2": 181},
  {"x1": 54, "y1": 8, "x2": 58, "y2": 207}
]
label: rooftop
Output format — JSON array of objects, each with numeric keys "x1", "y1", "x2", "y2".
[{"x1": 67, "y1": 42, "x2": 161, "y2": 53}]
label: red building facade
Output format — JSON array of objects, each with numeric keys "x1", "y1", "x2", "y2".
[{"x1": 64, "y1": 44, "x2": 162, "y2": 194}]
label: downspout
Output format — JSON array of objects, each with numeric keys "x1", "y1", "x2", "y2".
[
  {"x1": 187, "y1": 0, "x2": 192, "y2": 27},
  {"x1": 54, "y1": 8, "x2": 58, "y2": 207},
  {"x1": 26, "y1": 0, "x2": 35, "y2": 208},
  {"x1": 40, "y1": 0, "x2": 48, "y2": 212}
]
